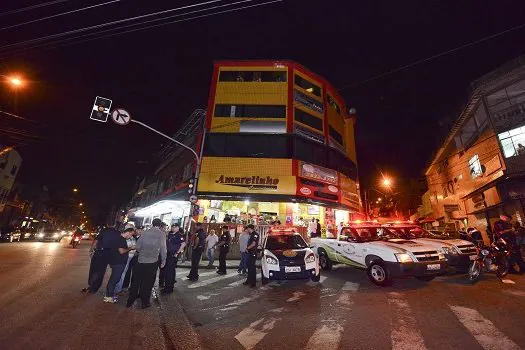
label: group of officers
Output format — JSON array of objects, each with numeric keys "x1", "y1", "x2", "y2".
[
  {"x1": 187, "y1": 223, "x2": 260, "y2": 287},
  {"x1": 83, "y1": 219, "x2": 261, "y2": 309}
]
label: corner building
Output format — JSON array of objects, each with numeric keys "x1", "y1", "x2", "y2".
[{"x1": 197, "y1": 60, "x2": 362, "y2": 231}]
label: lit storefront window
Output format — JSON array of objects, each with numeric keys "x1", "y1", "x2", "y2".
[
  {"x1": 498, "y1": 125, "x2": 525, "y2": 158},
  {"x1": 468, "y1": 154, "x2": 483, "y2": 178}
]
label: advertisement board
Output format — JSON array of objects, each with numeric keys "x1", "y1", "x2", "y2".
[
  {"x1": 298, "y1": 161, "x2": 338, "y2": 185},
  {"x1": 198, "y1": 173, "x2": 296, "y2": 194}
]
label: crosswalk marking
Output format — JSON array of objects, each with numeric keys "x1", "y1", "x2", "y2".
[
  {"x1": 305, "y1": 324, "x2": 344, "y2": 350},
  {"x1": 450, "y1": 305, "x2": 521, "y2": 350},
  {"x1": 388, "y1": 293, "x2": 428, "y2": 350},
  {"x1": 503, "y1": 290, "x2": 525, "y2": 297},
  {"x1": 235, "y1": 317, "x2": 281, "y2": 350},
  {"x1": 219, "y1": 293, "x2": 262, "y2": 311},
  {"x1": 188, "y1": 273, "x2": 240, "y2": 289},
  {"x1": 287, "y1": 291, "x2": 306, "y2": 302},
  {"x1": 341, "y1": 281, "x2": 359, "y2": 292}
]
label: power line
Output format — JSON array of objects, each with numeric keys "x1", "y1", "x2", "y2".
[
  {"x1": 337, "y1": 21, "x2": 525, "y2": 91},
  {"x1": 0, "y1": 0, "x2": 122, "y2": 31},
  {"x1": 0, "y1": 0, "x2": 224, "y2": 52},
  {"x1": 0, "y1": 0, "x2": 71, "y2": 17},
  {"x1": 0, "y1": 0, "x2": 284, "y2": 59}
]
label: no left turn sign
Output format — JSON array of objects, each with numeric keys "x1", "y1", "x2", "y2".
[{"x1": 111, "y1": 108, "x2": 131, "y2": 126}]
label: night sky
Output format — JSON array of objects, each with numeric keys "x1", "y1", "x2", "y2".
[{"x1": 1, "y1": 0, "x2": 525, "y2": 223}]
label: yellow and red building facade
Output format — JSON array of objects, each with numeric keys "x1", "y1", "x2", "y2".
[{"x1": 196, "y1": 60, "x2": 362, "y2": 228}]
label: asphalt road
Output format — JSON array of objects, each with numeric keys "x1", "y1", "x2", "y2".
[{"x1": 1, "y1": 241, "x2": 525, "y2": 350}]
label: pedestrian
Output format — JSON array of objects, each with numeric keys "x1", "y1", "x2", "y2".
[
  {"x1": 105, "y1": 228, "x2": 136, "y2": 303},
  {"x1": 216, "y1": 225, "x2": 231, "y2": 275},
  {"x1": 82, "y1": 225, "x2": 121, "y2": 294},
  {"x1": 493, "y1": 213, "x2": 523, "y2": 274},
  {"x1": 237, "y1": 229, "x2": 250, "y2": 274},
  {"x1": 316, "y1": 219, "x2": 322, "y2": 238},
  {"x1": 122, "y1": 228, "x2": 142, "y2": 290},
  {"x1": 205, "y1": 229, "x2": 219, "y2": 268},
  {"x1": 126, "y1": 218, "x2": 167, "y2": 309},
  {"x1": 187, "y1": 223, "x2": 206, "y2": 281},
  {"x1": 114, "y1": 225, "x2": 138, "y2": 296},
  {"x1": 308, "y1": 218, "x2": 317, "y2": 238},
  {"x1": 161, "y1": 223, "x2": 186, "y2": 295},
  {"x1": 158, "y1": 223, "x2": 169, "y2": 289},
  {"x1": 243, "y1": 224, "x2": 259, "y2": 288}
]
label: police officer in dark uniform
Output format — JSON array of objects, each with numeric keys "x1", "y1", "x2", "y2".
[
  {"x1": 162, "y1": 223, "x2": 186, "y2": 294},
  {"x1": 243, "y1": 224, "x2": 259, "y2": 287},
  {"x1": 187, "y1": 223, "x2": 206, "y2": 282},
  {"x1": 216, "y1": 225, "x2": 231, "y2": 275},
  {"x1": 82, "y1": 225, "x2": 121, "y2": 293}
]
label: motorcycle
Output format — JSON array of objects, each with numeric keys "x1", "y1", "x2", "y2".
[
  {"x1": 71, "y1": 235, "x2": 81, "y2": 248},
  {"x1": 468, "y1": 239, "x2": 510, "y2": 283}
]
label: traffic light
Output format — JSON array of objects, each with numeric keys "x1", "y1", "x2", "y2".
[{"x1": 90, "y1": 96, "x2": 112, "y2": 122}]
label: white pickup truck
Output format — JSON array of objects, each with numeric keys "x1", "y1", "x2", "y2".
[{"x1": 310, "y1": 222, "x2": 447, "y2": 286}]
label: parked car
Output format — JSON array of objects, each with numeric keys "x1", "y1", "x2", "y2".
[{"x1": 0, "y1": 226, "x2": 22, "y2": 243}]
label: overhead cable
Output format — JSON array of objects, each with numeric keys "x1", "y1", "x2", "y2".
[{"x1": 0, "y1": 0, "x2": 71, "y2": 17}]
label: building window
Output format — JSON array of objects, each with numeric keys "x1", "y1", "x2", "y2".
[
  {"x1": 294, "y1": 75, "x2": 321, "y2": 97},
  {"x1": 327, "y1": 94, "x2": 341, "y2": 114},
  {"x1": 214, "y1": 104, "x2": 286, "y2": 119},
  {"x1": 468, "y1": 154, "x2": 483, "y2": 178},
  {"x1": 294, "y1": 90, "x2": 323, "y2": 114},
  {"x1": 498, "y1": 124, "x2": 525, "y2": 158},
  {"x1": 218, "y1": 70, "x2": 287, "y2": 82},
  {"x1": 329, "y1": 126, "x2": 344, "y2": 145},
  {"x1": 295, "y1": 108, "x2": 323, "y2": 131},
  {"x1": 10, "y1": 165, "x2": 17, "y2": 176}
]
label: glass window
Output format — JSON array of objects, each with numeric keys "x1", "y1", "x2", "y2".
[
  {"x1": 468, "y1": 155, "x2": 483, "y2": 178},
  {"x1": 214, "y1": 104, "x2": 286, "y2": 119},
  {"x1": 266, "y1": 234, "x2": 307, "y2": 250},
  {"x1": 294, "y1": 90, "x2": 323, "y2": 114},
  {"x1": 294, "y1": 75, "x2": 321, "y2": 97},
  {"x1": 460, "y1": 117, "x2": 478, "y2": 147},
  {"x1": 295, "y1": 108, "x2": 323, "y2": 131},
  {"x1": 218, "y1": 70, "x2": 287, "y2": 82},
  {"x1": 329, "y1": 126, "x2": 344, "y2": 145},
  {"x1": 327, "y1": 94, "x2": 341, "y2": 114},
  {"x1": 498, "y1": 124, "x2": 525, "y2": 158}
]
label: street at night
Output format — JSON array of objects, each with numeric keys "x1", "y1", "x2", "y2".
[{"x1": 1, "y1": 240, "x2": 525, "y2": 350}]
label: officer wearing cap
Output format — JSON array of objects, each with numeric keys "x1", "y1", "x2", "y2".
[
  {"x1": 162, "y1": 223, "x2": 186, "y2": 294},
  {"x1": 243, "y1": 224, "x2": 259, "y2": 287},
  {"x1": 216, "y1": 225, "x2": 231, "y2": 275}
]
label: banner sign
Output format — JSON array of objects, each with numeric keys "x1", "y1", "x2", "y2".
[
  {"x1": 198, "y1": 173, "x2": 296, "y2": 194},
  {"x1": 299, "y1": 162, "x2": 338, "y2": 185}
]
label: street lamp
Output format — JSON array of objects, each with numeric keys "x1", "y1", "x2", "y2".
[
  {"x1": 1, "y1": 74, "x2": 24, "y2": 89},
  {"x1": 79, "y1": 203, "x2": 83, "y2": 207},
  {"x1": 382, "y1": 177, "x2": 392, "y2": 188},
  {"x1": 73, "y1": 188, "x2": 79, "y2": 193}
]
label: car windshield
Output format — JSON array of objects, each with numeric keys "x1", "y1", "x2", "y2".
[
  {"x1": 342, "y1": 227, "x2": 386, "y2": 242},
  {"x1": 266, "y1": 234, "x2": 308, "y2": 250},
  {"x1": 384, "y1": 226, "x2": 450, "y2": 240}
]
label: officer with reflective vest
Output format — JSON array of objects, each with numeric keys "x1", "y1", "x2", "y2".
[{"x1": 243, "y1": 224, "x2": 259, "y2": 287}]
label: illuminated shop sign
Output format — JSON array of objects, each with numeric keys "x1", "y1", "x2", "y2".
[
  {"x1": 299, "y1": 162, "x2": 338, "y2": 185},
  {"x1": 215, "y1": 175, "x2": 280, "y2": 190}
]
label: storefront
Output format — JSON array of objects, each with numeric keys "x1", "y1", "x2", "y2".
[{"x1": 133, "y1": 200, "x2": 191, "y2": 228}]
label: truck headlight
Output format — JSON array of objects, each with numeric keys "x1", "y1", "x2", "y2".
[
  {"x1": 37, "y1": 233, "x2": 44, "y2": 238},
  {"x1": 395, "y1": 253, "x2": 414, "y2": 263},
  {"x1": 53, "y1": 233, "x2": 59, "y2": 238},
  {"x1": 305, "y1": 254, "x2": 316, "y2": 263},
  {"x1": 265, "y1": 256, "x2": 278, "y2": 265},
  {"x1": 438, "y1": 252, "x2": 446, "y2": 260}
]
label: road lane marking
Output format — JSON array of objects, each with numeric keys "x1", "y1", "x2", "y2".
[
  {"x1": 342, "y1": 281, "x2": 360, "y2": 292},
  {"x1": 450, "y1": 305, "x2": 521, "y2": 350},
  {"x1": 219, "y1": 293, "x2": 262, "y2": 311},
  {"x1": 501, "y1": 279, "x2": 516, "y2": 284},
  {"x1": 388, "y1": 293, "x2": 428, "y2": 350},
  {"x1": 235, "y1": 317, "x2": 280, "y2": 350},
  {"x1": 287, "y1": 291, "x2": 306, "y2": 302},
  {"x1": 305, "y1": 324, "x2": 344, "y2": 350},
  {"x1": 188, "y1": 273, "x2": 239, "y2": 289},
  {"x1": 503, "y1": 290, "x2": 525, "y2": 297}
]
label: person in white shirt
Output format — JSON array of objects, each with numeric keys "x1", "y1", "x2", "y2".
[
  {"x1": 237, "y1": 230, "x2": 250, "y2": 274},
  {"x1": 308, "y1": 218, "x2": 317, "y2": 237},
  {"x1": 205, "y1": 230, "x2": 219, "y2": 267}
]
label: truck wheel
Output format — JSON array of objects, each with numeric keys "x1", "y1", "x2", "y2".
[
  {"x1": 261, "y1": 270, "x2": 268, "y2": 285},
  {"x1": 319, "y1": 251, "x2": 332, "y2": 271},
  {"x1": 367, "y1": 261, "x2": 391, "y2": 286},
  {"x1": 311, "y1": 272, "x2": 321, "y2": 282},
  {"x1": 415, "y1": 276, "x2": 435, "y2": 282}
]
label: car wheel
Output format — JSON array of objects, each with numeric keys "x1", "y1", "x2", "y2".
[
  {"x1": 261, "y1": 270, "x2": 268, "y2": 285},
  {"x1": 367, "y1": 261, "x2": 392, "y2": 287},
  {"x1": 311, "y1": 272, "x2": 321, "y2": 282},
  {"x1": 415, "y1": 276, "x2": 435, "y2": 282},
  {"x1": 318, "y1": 250, "x2": 332, "y2": 271}
]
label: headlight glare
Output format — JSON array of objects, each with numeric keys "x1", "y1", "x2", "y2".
[
  {"x1": 265, "y1": 256, "x2": 278, "y2": 265},
  {"x1": 395, "y1": 253, "x2": 414, "y2": 263}
]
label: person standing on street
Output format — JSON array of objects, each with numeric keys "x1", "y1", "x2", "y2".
[
  {"x1": 205, "y1": 229, "x2": 219, "y2": 268},
  {"x1": 127, "y1": 218, "x2": 167, "y2": 309},
  {"x1": 308, "y1": 218, "x2": 317, "y2": 238},
  {"x1": 82, "y1": 225, "x2": 121, "y2": 294},
  {"x1": 114, "y1": 226, "x2": 137, "y2": 296},
  {"x1": 316, "y1": 219, "x2": 322, "y2": 238},
  {"x1": 237, "y1": 229, "x2": 250, "y2": 274},
  {"x1": 243, "y1": 224, "x2": 259, "y2": 288},
  {"x1": 105, "y1": 228, "x2": 136, "y2": 303},
  {"x1": 216, "y1": 225, "x2": 231, "y2": 275},
  {"x1": 187, "y1": 223, "x2": 206, "y2": 282},
  {"x1": 162, "y1": 223, "x2": 186, "y2": 294}
]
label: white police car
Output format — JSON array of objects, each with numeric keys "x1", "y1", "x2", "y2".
[{"x1": 261, "y1": 227, "x2": 320, "y2": 284}]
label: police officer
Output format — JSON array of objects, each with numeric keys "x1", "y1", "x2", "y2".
[
  {"x1": 187, "y1": 223, "x2": 206, "y2": 282},
  {"x1": 82, "y1": 225, "x2": 121, "y2": 293},
  {"x1": 243, "y1": 224, "x2": 259, "y2": 287},
  {"x1": 216, "y1": 225, "x2": 231, "y2": 275},
  {"x1": 162, "y1": 223, "x2": 186, "y2": 294}
]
